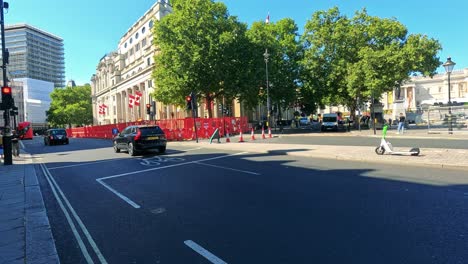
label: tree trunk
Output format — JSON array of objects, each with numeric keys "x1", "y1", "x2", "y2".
[{"x1": 206, "y1": 94, "x2": 213, "y2": 118}]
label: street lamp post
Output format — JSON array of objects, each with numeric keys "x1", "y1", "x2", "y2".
[
  {"x1": 443, "y1": 57, "x2": 456, "y2": 135},
  {"x1": 263, "y1": 49, "x2": 271, "y2": 129}
]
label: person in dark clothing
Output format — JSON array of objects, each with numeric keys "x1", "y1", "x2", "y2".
[{"x1": 397, "y1": 113, "x2": 406, "y2": 134}]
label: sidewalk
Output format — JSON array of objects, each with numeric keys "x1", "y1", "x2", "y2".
[
  {"x1": 172, "y1": 138, "x2": 468, "y2": 170},
  {"x1": 0, "y1": 153, "x2": 59, "y2": 264}
]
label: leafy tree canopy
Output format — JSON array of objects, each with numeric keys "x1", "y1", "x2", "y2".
[{"x1": 46, "y1": 84, "x2": 93, "y2": 127}]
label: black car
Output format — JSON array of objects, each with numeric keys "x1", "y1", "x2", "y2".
[
  {"x1": 44, "y1": 129, "x2": 69, "y2": 145},
  {"x1": 113, "y1": 125, "x2": 167, "y2": 156}
]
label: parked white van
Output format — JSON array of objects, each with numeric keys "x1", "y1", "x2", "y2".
[{"x1": 321, "y1": 113, "x2": 342, "y2": 132}]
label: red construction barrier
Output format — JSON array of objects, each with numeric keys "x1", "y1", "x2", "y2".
[{"x1": 66, "y1": 117, "x2": 248, "y2": 141}]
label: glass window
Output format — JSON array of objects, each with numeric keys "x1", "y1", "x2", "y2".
[
  {"x1": 136, "y1": 32, "x2": 139, "y2": 39},
  {"x1": 129, "y1": 38, "x2": 133, "y2": 44},
  {"x1": 142, "y1": 27, "x2": 146, "y2": 34},
  {"x1": 142, "y1": 38, "x2": 147, "y2": 47},
  {"x1": 135, "y1": 43, "x2": 140, "y2": 51},
  {"x1": 139, "y1": 126, "x2": 163, "y2": 135},
  {"x1": 124, "y1": 42, "x2": 127, "y2": 48},
  {"x1": 149, "y1": 20, "x2": 154, "y2": 28}
]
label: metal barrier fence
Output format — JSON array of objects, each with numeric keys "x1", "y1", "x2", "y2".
[
  {"x1": 66, "y1": 117, "x2": 249, "y2": 140},
  {"x1": 426, "y1": 104, "x2": 468, "y2": 134}
]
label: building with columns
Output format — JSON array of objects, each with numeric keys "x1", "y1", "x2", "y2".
[{"x1": 91, "y1": 1, "x2": 173, "y2": 125}]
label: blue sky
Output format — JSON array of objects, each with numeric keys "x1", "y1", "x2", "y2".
[{"x1": 7, "y1": 0, "x2": 468, "y2": 86}]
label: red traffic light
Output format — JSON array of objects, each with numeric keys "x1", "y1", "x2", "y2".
[
  {"x1": 146, "y1": 103, "x2": 151, "y2": 108},
  {"x1": 2, "y1": 86, "x2": 11, "y2": 94},
  {"x1": 186, "y1": 96, "x2": 191, "y2": 101}
]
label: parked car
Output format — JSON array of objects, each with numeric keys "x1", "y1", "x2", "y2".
[
  {"x1": 299, "y1": 117, "x2": 310, "y2": 127},
  {"x1": 44, "y1": 128, "x2": 69, "y2": 145},
  {"x1": 113, "y1": 125, "x2": 167, "y2": 156}
]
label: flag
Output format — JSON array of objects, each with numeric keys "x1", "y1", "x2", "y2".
[
  {"x1": 265, "y1": 12, "x2": 270, "y2": 24},
  {"x1": 98, "y1": 105, "x2": 103, "y2": 115},
  {"x1": 128, "y1": 94, "x2": 135, "y2": 108},
  {"x1": 101, "y1": 104, "x2": 108, "y2": 115},
  {"x1": 135, "y1": 91, "x2": 142, "y2": 106}
]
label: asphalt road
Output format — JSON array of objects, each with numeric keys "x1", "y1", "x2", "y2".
[
  {"x1": 24, "y1": 137, "x2": 468, "y2": 264},
  {"x1": 266, "y1": 133, "x2": 468, "y2": 149}
]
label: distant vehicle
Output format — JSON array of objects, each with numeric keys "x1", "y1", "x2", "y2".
[
  {"x1": 299, "y1": 117, "x2": 310, "y2": 126},
  {"x1": 113, "y1": 125, "x2": 167, "y2": 156},
  {"x1": 321, "y1": 113, "x2": 344, "y2": 132},
  {"x1": 18, "y1": 121, "x2": 33, "y2": 140},
  {"x1": 44, "y1": 128, "x2": 69, "y2": 145}
]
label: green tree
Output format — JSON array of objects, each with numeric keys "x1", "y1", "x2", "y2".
[
  {"x1": 46, "y1": 84, "x2": 93, "y2": 127},
  {"x1": 152, "y1": 0, "x2": 254, "y2": 117},
  {"x1": 246, "y1": 18, "x2": 303, "y2": 115},
  {"x1": 301, "y1": 7, "x2": 441, "y2": 118}
]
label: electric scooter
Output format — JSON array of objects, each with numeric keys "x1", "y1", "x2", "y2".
[{"x1": 375, "y1": 124, "x2": 420, "y2": 156}]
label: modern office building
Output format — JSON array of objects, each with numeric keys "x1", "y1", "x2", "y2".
[{"x1": 2, "y1": 23, "x2": 65, "y2": 87}]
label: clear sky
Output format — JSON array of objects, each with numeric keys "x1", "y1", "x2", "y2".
[{"x1": 6, "y1": 0, "x2": 468, "y2": 86}]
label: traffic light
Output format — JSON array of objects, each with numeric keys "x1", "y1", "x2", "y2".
[
  {"x1": 1, "y1": 86, "x2": 13, "y2": 110},
  {"x1": 186, "y1": 95, "x2": 192, "y2": 110},
  {"x1": 146, "y1": 103, "x2": 151, "y2": 115}
]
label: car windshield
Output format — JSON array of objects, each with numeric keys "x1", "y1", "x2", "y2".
[
  {"x1": 139, "y1": 126, "x2": 163, "y2": 135},
  {"x1": 323, "y1": 117, "x2": 337, "y2": 122},
  {"x1": 51, "y1": 130, "x2": 66, "y2": 135}
]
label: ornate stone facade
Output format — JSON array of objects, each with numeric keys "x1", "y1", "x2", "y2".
[{"x1": 91, "y1": 1, "x2": 173, "y2": 125}]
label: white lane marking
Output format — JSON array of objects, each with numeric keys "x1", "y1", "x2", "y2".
[
  {"x1": 48, "y1": 159, "x2": 120, "y2": 170},
  {"x1": 184, "y1": 147, "x2": 203, "y2": 151},
  {"x1": 40, "y1": 164, "x2": 95, "y2": 264},
  {"x1": 184, "y1": 240, "x2": 228, "y2": 264},
  {"x1": 96, "y1": 179, "x2": 141, "y2": 209},
  {"x1": 95, "y1": 153, "x2": 247, "y2": 208},
  {"x1": 97, "y1": 152, "x2": 248, "y2": 181},
  {"x1": 41, "y1": 164, "x2": 108, "y2": 263},
  {"x1": 195, "y1": 162, "x2": 260, "y2": 175}
]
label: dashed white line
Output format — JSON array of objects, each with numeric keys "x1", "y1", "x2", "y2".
[
  {"x1": 184, "y1": 240, "x2": 228, "y2": 264},
  {"x1": 195, "y1": 162, "x2": 260, "y2": 175},
  {"x1": 48, "y1": 159, "x2": 120, "y2": 170}
]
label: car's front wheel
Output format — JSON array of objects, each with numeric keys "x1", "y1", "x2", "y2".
[{"x1": 113, "y1": 141, "x2": 120, "y2": 153}]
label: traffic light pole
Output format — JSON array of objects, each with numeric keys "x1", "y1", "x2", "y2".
[{"x1": 1, "y1": 0, "x2": 12, "y2": 165}]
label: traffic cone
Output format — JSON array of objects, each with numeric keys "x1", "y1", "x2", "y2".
[
  {"x1": 226, "y1": 131, "x2": 231, "y2": 143},
  {"x1": 251, "y1": 128, "x2": 256, "y2": 140},
  {"x1": 268, "y1": 127, "x2": 272, "y2": 138},
  {"x1": 238, "y1": 131, "x2": 245, "y2": 142},
  {"x1": 262, "y1": 127, "x2": 266, "y2": 139}
]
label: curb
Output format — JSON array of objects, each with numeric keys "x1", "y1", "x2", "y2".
[{"x1": 24, "y1": 157, "x2": 60, "y2": 263}]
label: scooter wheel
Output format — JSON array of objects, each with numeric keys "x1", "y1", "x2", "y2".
[
  {"x1": 409, "y1": 147, "x2": 420, "y2": 156},
  {"x1": 375, "y1": 146, "x2": 385, "y2": 155}
]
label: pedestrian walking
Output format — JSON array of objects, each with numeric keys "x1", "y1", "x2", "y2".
[
  {"x1": 397, "y1": 113, "x2": 406, "y2": 134},
  {"x1": 12, "y1": 130, "x2": 20, "y2": 157}
]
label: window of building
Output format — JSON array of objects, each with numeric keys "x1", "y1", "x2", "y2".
[
  {"x1": 142, "y1": 38, "x2": 147, "y2": 47},
  {"x1": 135, "y1": 32, "x2": 139, "y2": 39},
  {"x1": 438, "y1": 87, "x2": 442, "y2": 93},
  {"x1": 124, "y1": 42, "x2": 127, "y2": 48},
  {"x1": 135, "y1": 43, "x2": 140, "y2": 52},
  {"x1": 142, "y1": 27, "x2": 146, "y2": 34},
  {"x1": 149, "y1": 20, "x2": 154, "y2": 28},
  {"x1": 130, "y1": 37, "x2": 133, "y2": 44},
  {"x1": 129, "y1": 48, "x2": 134, "y2": 56},
  {"x1": 113, "y1": 96, "x2": 116, "y2": 101},
  {"x1": 148, "y1": 80, "x2": 152, "y2": 88},
  {"x1": 113, "y1": 106, "x2": 116, "y2": 115},
  {"x1": 147, "y1": 57, "x2": 151, "y2": 66}
]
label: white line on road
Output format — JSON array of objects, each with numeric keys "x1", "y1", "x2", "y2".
[
  {"x1": 95, "y1": 152, "x2": 248, "y2": 209},
  {"x1": 41, "y1": 164, "x2": 108, "y2": 263},
  {"x1": 184, "y1": 240, "x2": 228, "y2": 264},
  {"x1": 48, "y1": 159, "x2": 121, "y2": 170},
  {"x1": 183, "y1": 147, "x2": 203, "y2": 151},
  {"x1": 40, "y1": 164, "x2": 95, "y2": 264},
  {"x1": 97, "y1": 152, "x2": 248, "y2": 181},
  {"x1": 96, "y1": 179, "x2": 141, "y2": 208},
  {"x1": 195, "y1": 161, "x2": 260, "y2": 175}
]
